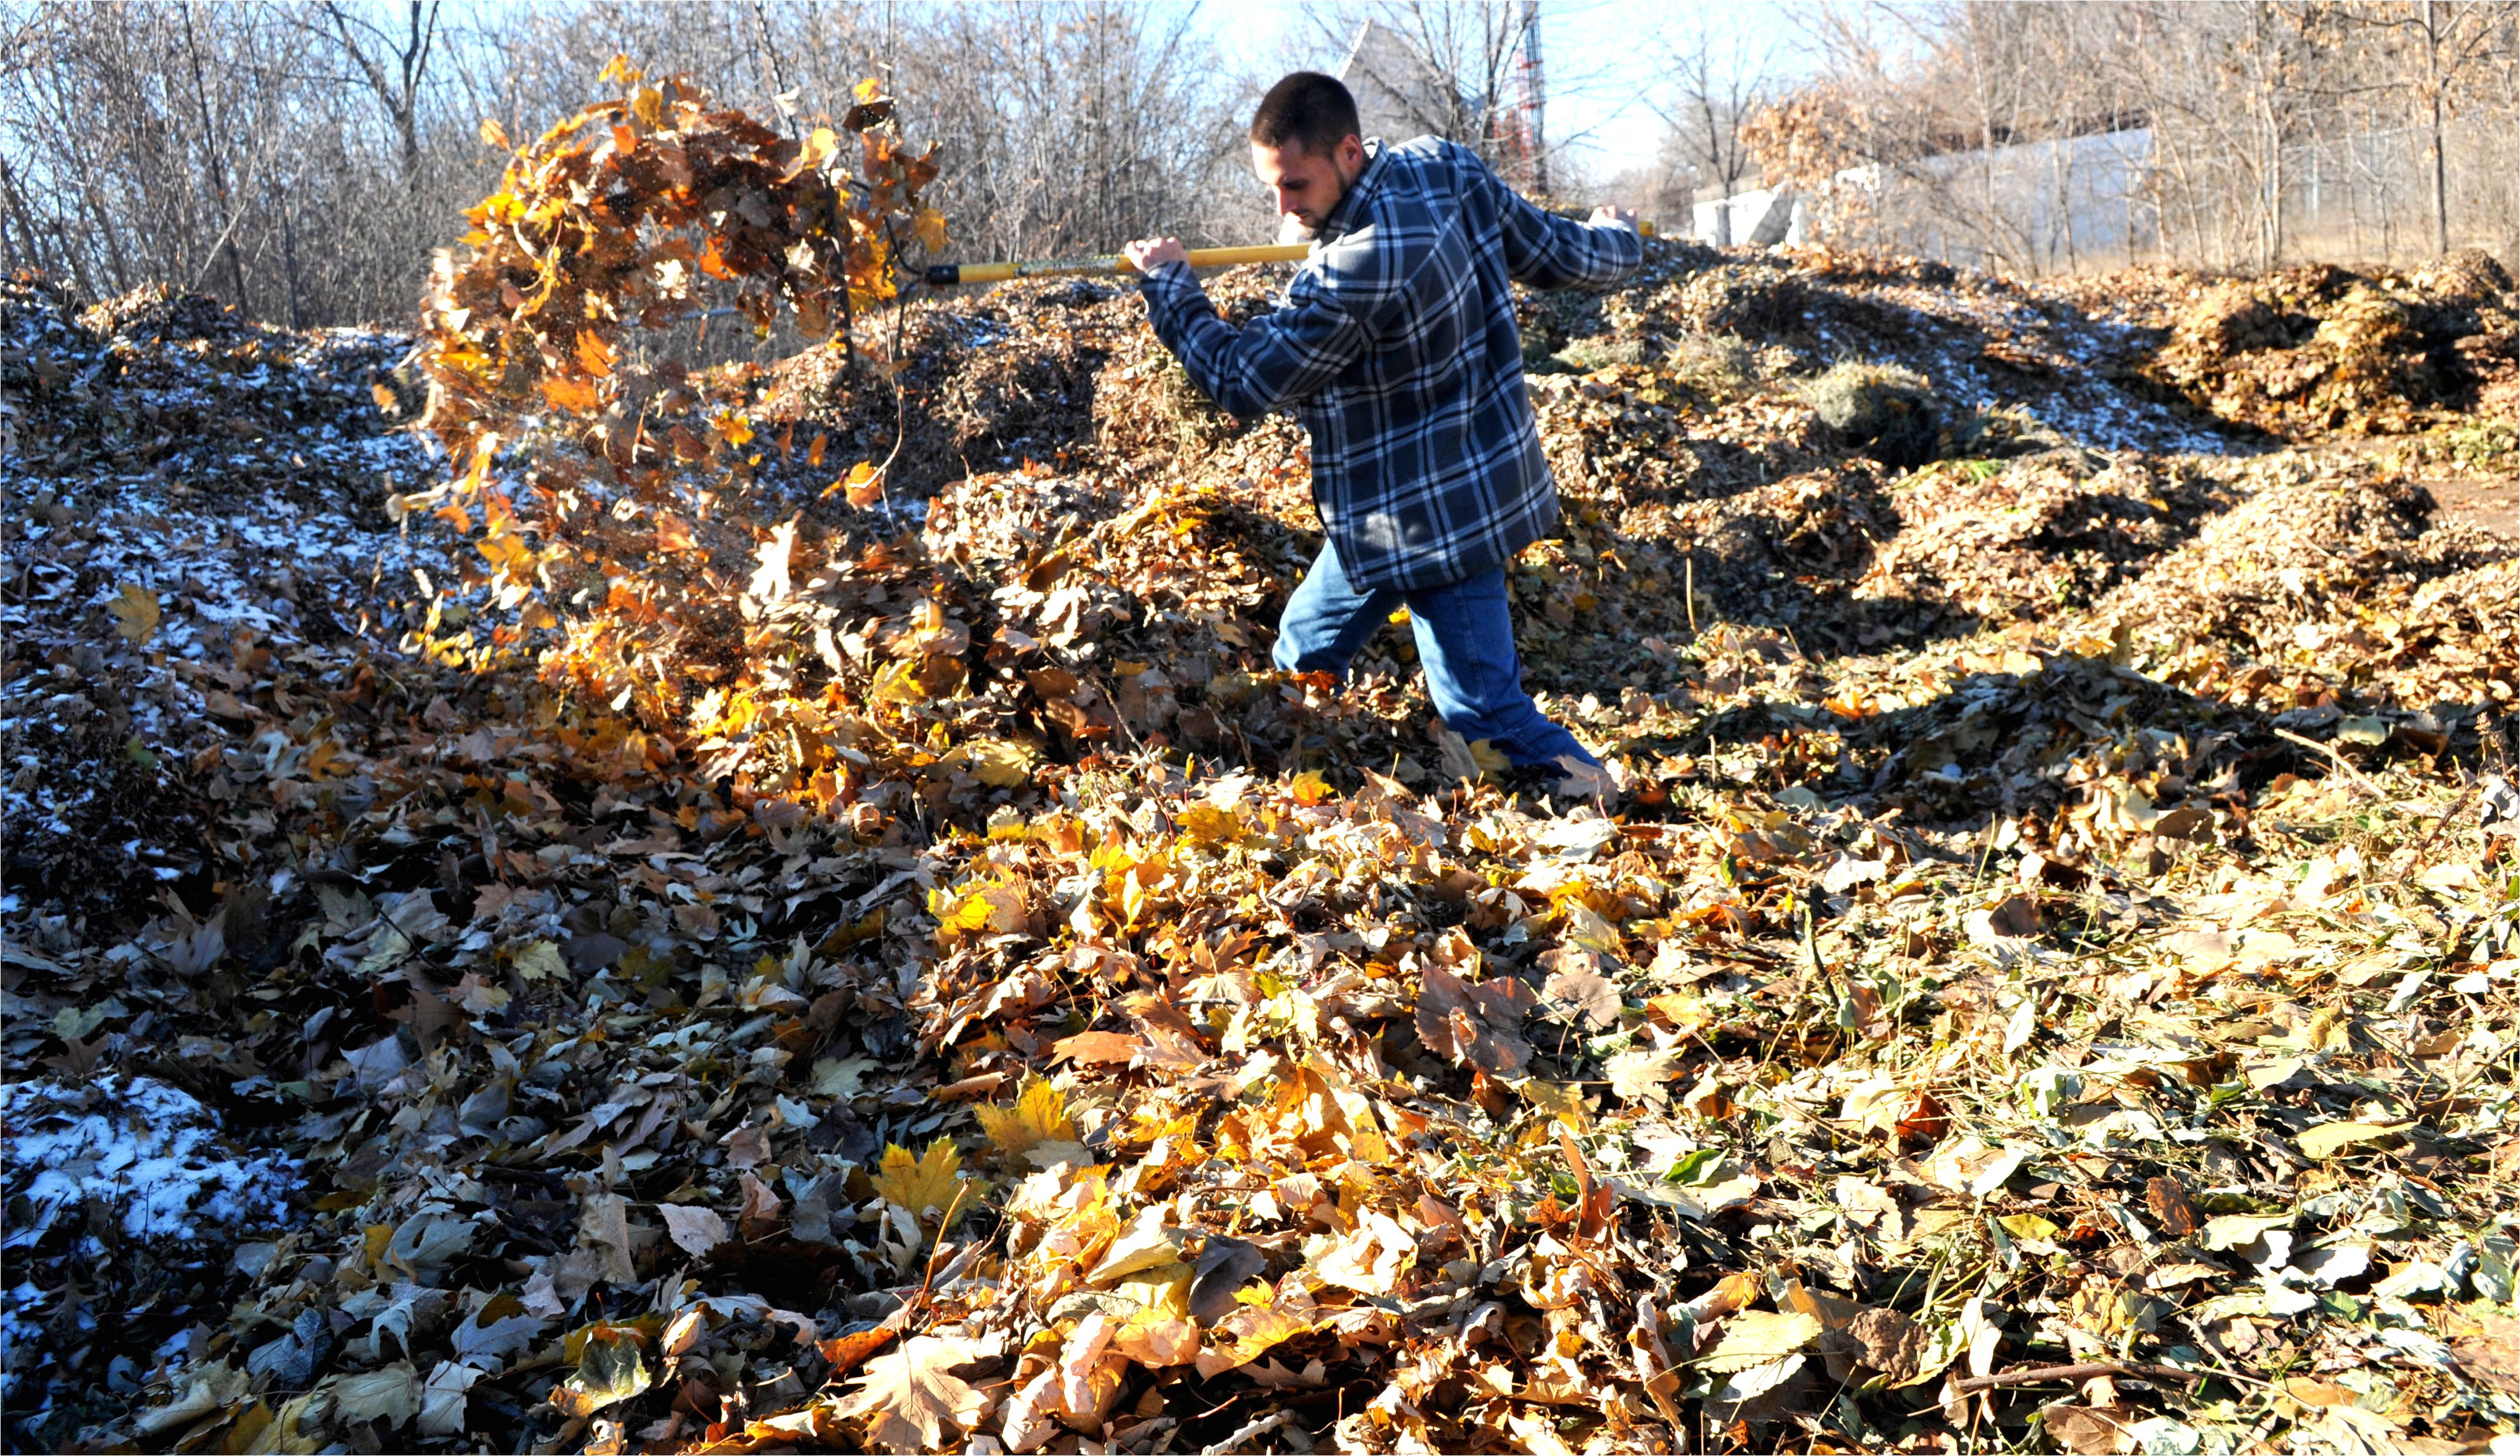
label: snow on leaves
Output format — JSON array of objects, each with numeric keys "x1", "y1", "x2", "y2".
[{"x1": 6, "y1": 95, "x2": 2518, "y2": 1456}]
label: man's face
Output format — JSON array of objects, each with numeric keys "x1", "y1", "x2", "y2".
[{"x1": 1252, "y1": 135, "x2": 1365, "y2": 237}]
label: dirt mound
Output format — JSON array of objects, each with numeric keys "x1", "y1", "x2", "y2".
[
  {"x1": 1801, "y1": 359, "x2": 1941, "y2": 467},
  {"x1": 2091, "y1": 454, "x2": 2518, "y2": 709},
  {"x1": 7, "y1": 236, "x2": 2520, "y2": 1456},
  {"x1": 2139, "y1": 259, "x2": 2519, "y2": 438},
  {"x1": 1, "y1": 276, "x2": 441, "y2": 920},
  {"x1": 78, "y1": 281, "x2": 253, "y2": 343},
  {"x1": 2, "y1": 273, "x2": 411, "y2": 506},
  {"x1": 1869, "y1": 448, "x2": 2240, "y2": 621}
]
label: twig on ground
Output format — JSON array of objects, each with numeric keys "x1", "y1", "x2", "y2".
[
  {"x1": 1912, "y1": 1361, "x2": 2215, "y2": 1417},
  {"x1": 1200, "y1": 1409, "x2": 1296, "y2": 1454},
  {"x1": 1932, "y1": 1361, "x2": 2207, "y2": 1403},
  {"x1": 2410, "y1": 770, "x2": 2482, "y2": 858},
  {"x1": 2272, "y1": 727, "x2": 2389, "y2": 800}
]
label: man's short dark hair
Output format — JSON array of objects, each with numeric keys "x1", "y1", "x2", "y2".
[{"x1": 1250, "y1": 72, "x2": 1361, "y2": 155}]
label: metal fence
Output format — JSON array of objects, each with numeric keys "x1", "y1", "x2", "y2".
[
  {"x1": 2280, "y1": 114, "x2": 2520, "y2": 267},
  {"x1": 1713, "y1": 112, "x2": 2519, "y2": 277}
]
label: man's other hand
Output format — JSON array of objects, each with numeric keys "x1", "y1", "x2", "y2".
[
  {"x1": 1589, "y1": 205, "x2": 1637, "y2": 232},
  {"x1": 1124, "y1": 237, "x2": 1188, "y2": 273}
]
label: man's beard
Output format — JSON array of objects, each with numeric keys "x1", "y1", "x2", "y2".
[{"x1": 1277, "y1": 212, "x2": 1319, "y2": 244}]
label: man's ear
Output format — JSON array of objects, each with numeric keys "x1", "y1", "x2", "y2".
[{"x1": 1338, "y1": 134, "x2": 1365, "y2": 176}]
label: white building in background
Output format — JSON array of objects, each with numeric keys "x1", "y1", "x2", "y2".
[
  {"x1": 1900, "y1": 127, "x2": 2156, "y2": 273},
  {"x1": 1690, "y1": 126, "x2": 2153, "y2": 269},
  {"x1": 1338, "y1": 19, "x2": 1449, "y2": 148},
  {"x1": 1334, "y1": 14, "x2": 1550, "y2": 196},
  {"x1": 1692, "y1": 188, "x2": 1807, "y2": 248}
]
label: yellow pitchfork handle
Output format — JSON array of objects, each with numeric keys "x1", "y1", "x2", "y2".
[
  {"x1": 922, "y1": 245, "x2": 1308, "y2": 288},
  {"x1": 921, "y1": 220, "x2": 1659, "y2": 287}
]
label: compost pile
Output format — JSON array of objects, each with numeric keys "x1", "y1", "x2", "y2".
[
  {"x1": 5, "y1": 110, "x2": 2520, "y2": 1456},
  {"x1": 2114, "y1": 253, "x2": 2520, "y2": 442}
]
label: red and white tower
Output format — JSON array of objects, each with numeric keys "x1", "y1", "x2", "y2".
[{"x1": 1512, "y1": 0, "x2": 1548, "y2": 195}]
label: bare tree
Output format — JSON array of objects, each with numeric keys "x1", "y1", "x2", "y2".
[
  {"x1": 1646, "y1": 16, "x2": 1778, "y2": 242},
  {"x1": 319, "y1": 0, "x2": 441, "y2": 186},
  {"x1": 2323, "y1": 0, "x2": 2507, "y2": 254},
  {"x1": 1, "y1": 0, "x2": 1249, "y2": 324},
  {"x1": 1309, "y1": 1, "x2": 1557, "y2": 191}
]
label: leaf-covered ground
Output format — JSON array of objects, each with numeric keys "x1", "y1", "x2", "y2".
[{"x1": 4, "y1": 241, "x2": 2518, "y2": 1456}]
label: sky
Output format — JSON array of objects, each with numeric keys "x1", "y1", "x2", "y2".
[{"x1": 1199, "y1": 1, "x2": 1808, "y2": 193}]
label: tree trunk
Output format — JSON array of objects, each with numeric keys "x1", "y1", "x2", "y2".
[
  {"x1": 180, "y1": 3, "x2": 249, "y2": 307},
  {"x1": 2424, "y1": 0, "x2": 2449, "y2": 256},
  {"x1": 279, "y1": 183, "x2": 303, "y2": 328},
  {"x1": 0, "y1": 153, "x2": 49, "y2": 274}
]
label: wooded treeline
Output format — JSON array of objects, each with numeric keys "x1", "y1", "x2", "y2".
[
  {"x1": 7, "y1": 0, "x2": 2519, "y2": 324},
  {"x1": 1732, "y1": 0, "x2": 2520, "y2": 274},
  {"x1": 0, "y1": 1, "x2": 1260, "y2": 328}
]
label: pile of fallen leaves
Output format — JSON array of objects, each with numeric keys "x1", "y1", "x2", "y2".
[
  {"x1": 2125, "y1": 252, "x2": 2520, "y2": 440},
  {"x1": 6, "y1": 86, "x2": 2520, "y2": 1456}
]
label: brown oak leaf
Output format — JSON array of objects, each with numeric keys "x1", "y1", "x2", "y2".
[
  {"x1": 1415, "y1": 962, "x2": 1535, "y2": 1076},
  {"x1": 831, "y1": 1334, "x2": 984, "y2": 1450}
]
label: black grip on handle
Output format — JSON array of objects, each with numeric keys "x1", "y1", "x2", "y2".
[{"x1": 923, "y1": 264, "x2": 960, "y2": 287}]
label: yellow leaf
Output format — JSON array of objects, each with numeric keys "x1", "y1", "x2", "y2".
[
  {"x1": 631, "y1": 85, "x2": 664, "y2": 128},
  {"x1": 933, "y1": 890, "x2": 993, "y2": 932},
  {"x1": 870, "y1": 657, "x2": 929, "y2": 703},
  {"x1": 1699, "y1": 1310, "x2": 1821, "y2": 1372},
  {"x1": 1289, "y1": 770, "x2": 1334, "y2": 806},
  {"x1": 598, "y1": 54, "x2": 644, "y2": 86},
  {"x1": 512, "y1": 939, "x2": 567, "y2": 982},
  {"x1": 219, "y1": 1401, "x2": 275, "y2": 1456},
  {"x1": 1520, "y1": 1079, "x2": 1589, "y2": 1130},
  {"x1": 913, "y1": 206, "x2": 947, "y2": 253},
  {"x1": 945, "y1": 737, "x2": 1034, "y2": 789},
  {"x1": 1998, "y1": 1213, "x2": 2060, "y2": 1241},
  {"x1": 2296, "y1": 1121, "x2": 2406, "y2": 1160},
  {"x1": 1309, "y1": 1209, "x2": 1418, "y2": 1294},
  {"x1": 1114, "y1": 1262, "x2": 1197, "y2": 1316},
  {"x1": 1508, "y1": 1411, "x2": 1580, "y2": 1456},
  {"x1": 935, "y1": 880, "x2": 1025, "y2": 937},
  {"x1": 541, "y1": 374, "x2": 602, "y2": 412},
  {"x1": 478, "y1": 528, "x2": 534, "y2": 578},
  {"x1": 1085, "y1": 1207, "x2": 1182, "y2": 1287},
  {"x1": 1113, "y1": 1309, "x2": 1198, "y2": 1367},
  {"x1": 973, "y1": 1078, "x2": 1076, "y2": 1161},
  {"x1": 477, "y1": 116, "x2": 510, "y2": 150},
  {"x1": 1192, "y1": 1304, "x2": 1315, "y2": 1378},
  {"x1": 844, "y1": 459, "x2": 885, "y2": 507},
  {"x1": 854, "y1": 76, "x2": 883, "y2": 102},
  {"x1": 1606, "y1": 1048, "x2": 1684, "y2": 1105},
  {"x1": 872, "y1": 1138, "x2": 966, "y2": 1222},
  {"x1": 830, "y1": 1335, "x2": 983, "y2": 1451},
  {"x1": 1175, "y1": 803, "x2": 1244, "y2": 845},
  {"x1": 107, "y1": 582, "x2": 160, "y2": 643},
  {"x1": 552, "y1": 1325, "x2": 650, "y2": 1418}
]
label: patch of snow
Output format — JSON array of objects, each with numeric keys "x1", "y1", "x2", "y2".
[{"x1": 0, "y1": 1075, "x2": 300, "y2": 1247}]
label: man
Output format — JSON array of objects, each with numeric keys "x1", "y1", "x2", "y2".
[{"x1": 1124, "y1": 71, "x2": 1640, "y2": 794}]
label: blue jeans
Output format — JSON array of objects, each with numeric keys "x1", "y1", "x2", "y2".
[{"x1": 1271, "y1": 540, "x2": 1600, "y2": 772}]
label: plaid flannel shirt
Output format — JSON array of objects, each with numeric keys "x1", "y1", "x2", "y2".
[{"x1": 1138, "y1": 136, "x2": 1641, "y2": 593}]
